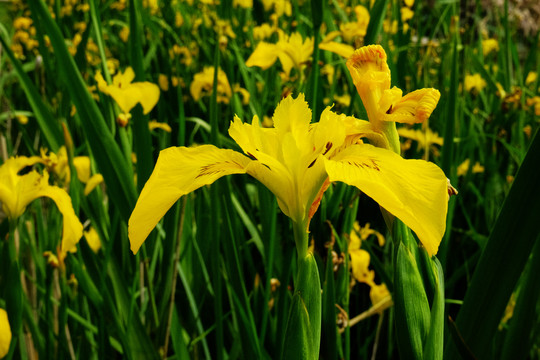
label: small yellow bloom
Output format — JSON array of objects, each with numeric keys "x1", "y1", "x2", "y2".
[
  {"x1": 482, "y1": 38, "x2": 499, "y2": 56},
  {"x1": 401, "y1": 7, "x2": 414, "y2": 22},
  {"x1": 16, "y1": 114, "x2": 29, "y2": 125},
  {"x1": 84, "y1": 226, "x2": 102, "y2": 253},
  {"x1": 253, "y1": 23, "x2": 275, "y2": 40},
  {"x1": 190, "y1": 67, "x2": 232, "y2": 104},
  {"x1": 129, "y1": 94, "x2": 448, "y2": 256},
  {"x1": 0, "y1": 308, "x2": 11, "y2": 357},
  {"x1": 246, "y1": 32, "x2": 314, "y2": 77},
  {"x1": 95, "y1": 67, "x2": 160, "y2": 115},
  {"x1": 158, "y1": 74, "x2": 169, "y2": 91},
  {"x1": 525, "y1": 71, "x2": 537, "y2": 85},
  {"x1": 369, "y1": 283, "x2": 392, "y2": 312},
  {"x1": 526, "y1": 96, "x2": 540, "y2": 116},
  {"x1": 464, "y1": 73, "x2": 487, "y2": 93},
  {"x1": 149, "y1": 120, "x2": 172, "y2": 133},
  {"x1": 0, "y1": 157, "x2": 83, "y2": 254}
]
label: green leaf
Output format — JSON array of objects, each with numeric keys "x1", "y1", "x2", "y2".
[
  {"x1": 321, "y1": 248, "x2": 337, "y2": 360},
  {"x1": 282, "y1": 253, "x2": 321, "y2": 360},
  {"x1": 364, "y1": 0, "x2": 389, "y2": 45},
  {"x1": 445, "y1": 129, "x2": 540, "y2": 359},
  {"x1": 394, "y1": 239, "x2": 431, "y2": 359},
  {"x1": 423, "y1": 257, "x2": 445, "y2": 360},
  {"x1": 0, "y1": 34, "x2": 62, "y2": 151},
  {"x1": 500, "y1": 235, "x2": 540, "y2": 360}
]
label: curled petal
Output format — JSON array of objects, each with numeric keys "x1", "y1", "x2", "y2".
[
  {"x1": 324, "y1": 144, "x2": 448, "y2": 256},
  {"x1": 128, "y1": 145, "x2": 252, "y2": 254},
  {"x1": 383, "y1": 88, "x2": 441, "y2": 124},
  {"x1": 36, "y1": 183, "x2": 84, "y2": 255},
  {"x1": 346, "y1": 45, "x2": 391, "y2": 93}
]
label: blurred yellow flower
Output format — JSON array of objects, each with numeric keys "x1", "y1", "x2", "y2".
[
  {"x1": 0, "y1": 156, "x2": 83, "y2": 254},
  {"x1": 526, "y1": 96, "x2": 540, "y2": 116},
  {"x1": 149, "y1": 120, "x2": 172, "y2": 133},
  {"x1": 95, "y1": 67, "x2": 160, "y2": 115},
  {"x1": 158, "y1": 74, "x2": 169, "y2": 91},
  {"x1": 401, "y1": 7, "x2": 414, "y2": 22},
  {"x1": 190, "y1": 67, "x2": 232, "y2": 104},
  {"x1": 84, "y1": 226, "x2": 102, "y2": 253},
  {"x1": 0, "y1": 308, "x2": 11, "y2": 357},
  {"x1": 233, "y1": 0, "x2": 252, "y2": 8},
  {"x1": 320, "y1": 6, "x2": 369, "y2": 58},
  {"x1": 482, "y1": 38, "x2": 499, "y2": 56},
  {"x1": 246, "y1": 31, "x2": 314, "y2": 77},
  {"x1": 16, "y1": 114, "x2": 29, "y2": 125},
  {"x1": 129, "y1": 94, "x2": 448, "y2": 256},
  {"x1": 457, "y1": 159, "x2": 485, "y2": 177},
  {"x1": 464, "y1": 73, "x2": 487, "y2": 92},
  {"x1": 253, "y1": 23, "x2": 275, "y2": 40},
  {"x1": 525, "y1": 71, "x2": 537, "y2": 85},
  {"x1": 41, "y1": 147, "x2": 103, "y2": 195}
]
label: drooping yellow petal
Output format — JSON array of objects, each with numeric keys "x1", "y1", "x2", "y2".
[
  {"x1": 319, "y1": 41, "x2": 355, "y2": 59},
  {"x1": 382, "y1": 88, "x2": 441, "y2": 124},
  {"x1": 0, "y1": 308, "x2": 11, "y2": 358},
  {"x1": 128, "y1": 145, "x2": 252, "y2": 254},
  {"x1": 149, "y1": 120, "x2": 172, "y2": 132},
  {"x1": 33, "y1": 176, "x2": 84, "y2": 255},
  {"x1": 245, "y1": 42, "x2": 279, "y2": 70},
  {"x1": 350, "y1": 248, "x2": 375, "y2": 285},
  {"x1": 324, "y1": 144, "x2": 448, "y2": 256},
  {"x1": 83, "y1": 174, "x2": 103, "y2": 195}
]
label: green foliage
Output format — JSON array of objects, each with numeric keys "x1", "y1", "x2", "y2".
[{"x1": 0, "y1": 0, "x2": 538, "y2": 359}]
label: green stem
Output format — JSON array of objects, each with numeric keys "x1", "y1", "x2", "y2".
[{"x1": 292, "y1": 220, "x2": 308, "y2": 260}]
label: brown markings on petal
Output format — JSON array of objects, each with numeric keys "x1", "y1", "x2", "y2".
[
  {"x1": 196, "y1": 161, "x2": 233, "y2": 179},
  {"x1": 345, "y1": 158, "x2": 381, "y2": 171},
  {"x1": 247, "y1": 152, "x2": 258, "y2": 160},
  {"x1": 323, "y1": 142, "x2": 333, "y2": 155},
  {"x1": 386, "y1": 105, "x2": 393, "y2": 114},
  {"x1": 307, "y1": 158, "x2": 317, "y2": 168}
]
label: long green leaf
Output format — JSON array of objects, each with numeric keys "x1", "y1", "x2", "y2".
[
  {"x1": 445, "y1": 129, "x2": 540, "y2": 359},
  {"x1": 0, "y1": 35, "x2": 62, "y2": 151}
]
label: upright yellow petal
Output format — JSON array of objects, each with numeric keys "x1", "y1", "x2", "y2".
[
  {"x1": 128, "y1": 145, "x2": 252, "y2": 254},
  {"x1": 0, "y1": 308, "x2": 11, "y2": 358},
  {"x1": 245, "y1": 42, "x2": 279, "y2": 70},
  {"x1": 346, "y1": 45, "x2": 391, "y2": 98},
  {"x1": 83, "y1": 174, "x2": 104, "y2": 195},
  {"x1": 129, "y1": 82, "x2": 160, "y2": 114},
  {"x1": 324, "y1": 144, "x2": 448, "y2": 256},
  {"x1": 73, "y1": 156, "x2": 91, "y2": 183}
]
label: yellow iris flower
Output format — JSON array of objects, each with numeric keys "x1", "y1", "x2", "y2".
[
  {"x1": 95, "y1": 67, "x2": 160, "y2": 115},
  {"x1": 0, "y1": 308, "x2": 10, "y2": 358},
  {"x1": 346, "y1": 45, "x2": 441, "y2": 154},
  {"x1": 0, "y1": 156, "x2": 83, "y2": 255},
  {"x1": 129, "y1": 94, "x2": 447, "y2": 256}
]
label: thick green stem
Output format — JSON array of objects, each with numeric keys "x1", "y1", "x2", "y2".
[{"x1": 292, "y1": 220, "x2": 308, "y2": 260}]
